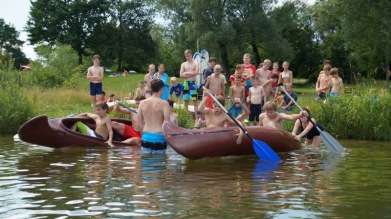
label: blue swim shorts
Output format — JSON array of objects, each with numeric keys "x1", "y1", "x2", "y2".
[{"x1": 90, "y1": 82, "x2": 103, "y2": 96}]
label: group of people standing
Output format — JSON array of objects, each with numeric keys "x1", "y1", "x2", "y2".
[{"x1": 82, "y1": 51, "x2": 338, "y2": 153}]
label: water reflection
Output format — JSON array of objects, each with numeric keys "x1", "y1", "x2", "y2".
[{"x1": 1, "y1": 137, "x2": 391, "y2": 218}]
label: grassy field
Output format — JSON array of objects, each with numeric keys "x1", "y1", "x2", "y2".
[
  {"x1": 30, "y1": 73, "x2": 318, "y2": 117},
  {"x1": 1, "y1": 68, "x2": 388, "y2": 140}
]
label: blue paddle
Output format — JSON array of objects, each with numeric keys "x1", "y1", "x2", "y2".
[
  {"x1": 206, "y1": 92, "x2": 281, "y2": 162},
  {"x1": 278, "y1": 84, "x2": 345, "y2": 153},
  {"x1": 119, "y1": 103, "x2": 137, "y2": 114}
]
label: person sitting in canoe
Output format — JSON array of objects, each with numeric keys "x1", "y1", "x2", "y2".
[
  {"x1": 167, "y1": 99, "x2": 179, "y2": 125},
  {"x1": 72, "y1": 101, "x2": 115, "y2": 147},
  {"x1": 258, "y1": 101, "x2": 308, "y2": 130},
  {"x1": 198, "y1": 89, "x2": 244, "y2": 144},
  {"x1": 111, "y1": 96, "x2": 145, "y2": 145},
  {"x1": 291, "y1": 108, "x2": 322, "y2": 146}
]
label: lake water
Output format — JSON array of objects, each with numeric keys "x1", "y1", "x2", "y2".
[{"x1": 1, "y1": 135, "x2": 390, "y2": 218}]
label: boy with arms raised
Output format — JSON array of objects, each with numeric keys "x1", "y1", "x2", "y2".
[
  {"x1": 259, "y1": 101, "x2": 308, "y2": 130},
  {"x1": 198, "y1": 89, "x2": 244, "y2": 144},
  {"x1": 87, "y1": 54, "x2": 104, "y2": 109}
]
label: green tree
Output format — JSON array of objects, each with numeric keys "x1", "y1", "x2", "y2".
[
  {"x1": 0, "y1": 19, "x2": 28, "y2": 69},
  {"x1": 271, "y1": 1, "x2": 320, "y2": 80},
  {"x1": 313, "y1": 0, "x2": 391, "y2": 85},
  {"x1": 26, "y1": 0, "x2": 109, "y2": 64},
  {"x1": 87, "y1": 0, "x2": 157, "y2": 72},
  {"x1": 33, "y1": 43, "x2": 85, "y2": 88}
]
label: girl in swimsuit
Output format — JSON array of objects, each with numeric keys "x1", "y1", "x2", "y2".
[
  {"x1": 291, "y1": 108, "x2": 322, "y2": 146},
  {"x1": 278, "y1": 61, "x2": 293, "y2": 86}
]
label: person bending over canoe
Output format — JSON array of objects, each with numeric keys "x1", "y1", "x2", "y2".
[
  {"x1": 259, "y1": 101, "x2": 308, "y2": 130},
  {"x1": 137, "y1": 80, "x2": 170, "y2": 154},
  {"x1": 72, "y1": 101, "x2": 115, "y2": 147},
  {"x1": 291, "y1": 108, "x2": 322, "y2": 146},
  {"x1": 198, "y1": 89, "x2": 244, "y2": 144},
  {"x1": 111, "y1": 96, "x2": 145, "y2": 145}
]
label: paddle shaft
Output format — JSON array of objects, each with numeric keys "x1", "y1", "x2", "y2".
[
  {"x1": 119, "y1": 103, "x2": 137, "y2": 114},
  {"x1": 278, "y1": 85, "x2": 321, "y2": 131},
  {"x1": 205, "y1": 91, "x2": 281, "y2": 161},
  {"x1": 278, "y1": 84, "x2": 344, "y2": 152}
]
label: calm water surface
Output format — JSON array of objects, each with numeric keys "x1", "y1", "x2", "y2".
[{"x1": 0, "y1": 135, "x2": 390, "y2": 218}]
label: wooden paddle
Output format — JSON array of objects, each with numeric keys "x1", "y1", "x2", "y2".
[
  {"x1": 205, "y1": 90, "x2": 281, "y2": 162},
  {"x1": 278, "y1": 84, "x2": 345, "y2": 153}
]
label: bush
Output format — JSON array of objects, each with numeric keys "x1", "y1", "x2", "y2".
[
  {"x1": 311, "y1": 93, "x2": 391, "y2": 141},
  {"x1": 0, "y1": 81, "x2": 35, "y2": 134}
]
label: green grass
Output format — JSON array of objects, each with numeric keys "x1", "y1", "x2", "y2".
[{"x1": 2, "y1": 69, "x2": 391, "y2": 140}]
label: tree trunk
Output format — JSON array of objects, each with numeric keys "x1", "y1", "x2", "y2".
[
  {"x1": 78, "y1": 49, "x2": 83, "y2": 65},
  {"x1": 385, "y1": 60, "x2": 390, "y2": 87},
  {"x1": 251, "y1": 43, "x2": 261, "y2": 66},
  {"x1": 219, "y1": 42, "x2": 230, "y2": 75}
]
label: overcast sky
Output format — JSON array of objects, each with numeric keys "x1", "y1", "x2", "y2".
[{"x1": 1, "y1": 0, "x2": 315, "y2": 61}]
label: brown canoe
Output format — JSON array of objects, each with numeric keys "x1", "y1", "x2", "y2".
[
  {"x1": 162, "y1": 121, "x2": 303, "y2": 159},
  {"x1": 18, "y1": 115, "x2": 139, "y2": 148}
]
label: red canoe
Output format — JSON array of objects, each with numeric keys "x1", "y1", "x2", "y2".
[
  {"x1": 162, "y1": 121, "x2": 303, "y2": 159},
  {"x1": 18, "y1": 115, "x2": 139, "y2": 148}
]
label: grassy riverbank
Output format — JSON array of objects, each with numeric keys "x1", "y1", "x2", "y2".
[{"x1": 2, "y1": 70, "x2": 390, "y2": 140}]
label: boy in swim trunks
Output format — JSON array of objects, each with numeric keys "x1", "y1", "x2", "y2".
[
  {"x1": 111, "y1": 96, "x2": 145, "y2": 145},
  {"x1": 137, "y1": 80, "x2": 170, "y2": 154},
  {"x1": 315, "y1": 65, "x2": 332, "y2": 101},
  {"x1": 87, "y1": 54, "x2": 104, "y2": 110},
  {"x1": 180, "y1": 49, "x2": 199, "y2": 115},
  {"x1": 73, "y1": 101, "x2": 115, "y2": 147}
]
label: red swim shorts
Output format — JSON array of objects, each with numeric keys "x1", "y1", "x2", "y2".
[
  {"x1": 123, "y1": 125, "x2": 141, "y2": 140},
  {"x1": 206, "y1": 95, "x2": 214, "y2": 109}
]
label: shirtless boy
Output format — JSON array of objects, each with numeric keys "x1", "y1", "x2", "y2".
[
  {"x1": 255, "y1": 59, "x2": 272, "y2": 86},
  {"x1": 260, "y1": 74, "x2": 279, "y2": 102},
  {"x1": 75, "y1": 101, "x2": 114, "y2": 147},
  {"x1": 259, "y1": 101, "x2": 308, "y2": 130},
  {"x1": 111, "y1": 96, "x2": 145, "y2": 145},
  {"x1": 315, "y1": 65, "x2": 333, "y2": 101},
  {"x1": 247, "y1": 80, "x2": 264, "y2": 126},
  {"x1": 198, "y1": 89, "x2": 245, "y2": 144},
  {"x1": 87, "y1": 54, "x2": 104, "y2": 109},
  {"x1": 167, "y1": 99, "x2": 179, "y2": 125},
  {"x1": 229, "y1": 75, "x2": 246, "y2": 103},
  {"x1": 137, "y1": 80, "x2": 170, "y2": 153},
  {"x1": 204, "y1": 64, "x2": 225, "y2": 109},
  {"x1": 330, "y1": 68, "x2": 344, "y2": 97},
  {"x1": 180, "y1": 49, "x2": 199, "y2": 114}
]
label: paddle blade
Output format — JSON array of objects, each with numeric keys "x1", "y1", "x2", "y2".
[
  {"x1": 319, "y1": 131, "x2": 345, "y2": 153},
  {"x1": 253, "y1": 140, "x2": 281, "y2": 162}
]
